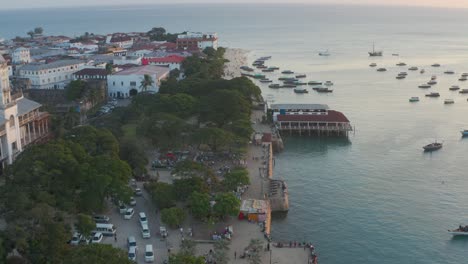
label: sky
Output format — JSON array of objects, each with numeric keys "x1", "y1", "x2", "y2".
[{"x1": 2, "y1": 0, "x2": 468, "y2": 10}]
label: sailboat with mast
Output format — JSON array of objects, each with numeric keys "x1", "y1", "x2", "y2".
[{"x1": 369, "y1": 43, "x2": 383, "y2": 57}]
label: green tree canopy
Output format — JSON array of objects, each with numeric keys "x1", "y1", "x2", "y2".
[
  {"x1": 76, "y1": 214, "x2": 95, "y2": 237},
  {"x1": 160, "y1": 207, "x2": 186, "y2": 228},
  {"x1": 188, "y1": 191, "x2": 211, "y2": 220},
  {"x1": 192, "y1": 127, "x2": 234, "y2": 151},
  {"x1": 138, "y1": 113, "x2": 191, "y2": 148},
  {"x1": 223, "y1": 168, "x2": 250, "y2": 192},
  {"x1": 145, "y1": 182, "x2": 176, "y2": 209},
  {"x1": 173, "y1": 177, "x2": 208, "y2": 201},
  {"x1": 67, "y1": 244, "x2": 133, "y2": 264},
  {"x1": 169, "y1": 253, "x2": 206, "y2": 264},
  {"x1": 213, "y1": 193, "x2": 241, "y2": 219}
]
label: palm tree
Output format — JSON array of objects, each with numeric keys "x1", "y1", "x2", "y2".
[{"x1": 140, "y1": 74, "x2": 154, "y2": 93}]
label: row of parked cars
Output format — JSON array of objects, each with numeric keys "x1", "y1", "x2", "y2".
[{"x1": 96, "y1": 98, "x2": 118, "y2": 116}]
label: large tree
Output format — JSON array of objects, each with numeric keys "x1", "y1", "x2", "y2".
[
  {"x1": 188, "y1": 191, "x2": 211, "y2": 220},
  {"x1": 160, "y1": 207, "x2": 186, "y2": 228},
  {"x1": 146, "y1": 182, "x2": 176, "y2": 210},
  {"x1": 223, "y1": 168, "x2": 250, "y2": 192},
  {"x1": 213, "y1": 193, "x2": 240, "y2": 219}
]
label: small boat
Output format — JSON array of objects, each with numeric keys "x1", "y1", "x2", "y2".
[
  {"x1": 459, "y1": 77, "x2": 467, "y2": 81},
  {"x1": 268, "y1": 84, "x2": 282, "y2": 89},
  {"x1": 459, "y1": 89, "x2": 468, "y2": 94},
  {"x1": 425, "y1": 92, "x2": 440, "y2": 97},
  {"x1": 262, "y1": 69, "x2": 274, "y2": 72},
  {"x1": 444, "y1": 70, "x2": 455, "y2": 74},
  {"x1": 269, "y1": 66, "x2": 280, "y2": 70},
  {"x1": 427, "y1": 80, "x2": 437, "y2": 85},
  {"x1": 294, "y1": 88, "x2": 309, "y2": 94},
  {"x1": 392, "y1": 54, "x2": 399, "y2": 56},
  {"x1": 282, "y1": 84, "x2": 297, "y2": 88},
  {"x1": 409, "y1": 97, "x2": 419, "y2": 102},
  {"x1": 240, "y1": 66, "x2": 254, "y2": 72},
  {"x1": 449, "y1": 85, "x2": 460, "y2": 91},
  {"x1": 369, "y1": 43, "x2": 383, "y2": 56},
  {"x1": 420, "y1": 69, "x2": 425, "y2": 74},
  {"x1": 408, "y1": 66, "x2": 418, "y2": 71},
  {"x1": 259, "y1": 56, "x2": 272, "y2": 60},
  {"x1": 431, "y1": 63, "x2": 441, "y2": 67},
  {"x1": 449, "y1": 225, "x2": 468, "y2": 235},
  {"x1": 324, "y1": 81, "x2": 334, "y2": 86},
  {"x1": 315, "y1": 87, "x2": 333, "y2": 93},
  {"x1": 396, "y1": 62, "x2": 407, "y2": 66},
  {"x1": 295, "y1": 74, "x2": 307, "y2": 78},
  {"x1": 281, "y1": 70, "x2": 294, "y2": 74},
  {"x1": 460, "y1": 130, "x2": 468, "y2": 137},
  {"x1": 369, "y1": 63, "x2": 377, "y2": 67},
  {"x1": 396, "y1": 75, "x2": 406, "y2": 80},
  {"x1": 444, "y1": 99, "x2": 455, "y2": 104},
  {"x1": 431, "y1": 75, "x2": 437, "y2": 80},
  {"x1": 462, "y1": 73, "x2": 468, "y2": 77},
  {"x1": 318, "y1": 50, "x2": 330, "y2": 56},
  {"x1": 295, "y1": 82, "x2": 308, "y2": 86},
  {"x1": 278, "y1": 77, "x2": 296, "y2": 81},
  {"x1": 252, "y1": 74, "x2": 266, "y2": 79},
  {"x1": 418, "y1": 84, "x2": 431, "y2": 88},
  {"x1": 252, "y1": 62, "x2": 264, "y2": 66},
  {"x1": 377, "y1": 68, "x2": 387, "y2": 72},
  {"x1": 308, "y1": 81, "x2": 322, "y2": 86},
  {"x1": 398, "y1": 72, "x2": 408, "y2": 76},
  {"x1": 256, "y1": 65, "x2": 268, "y2": 69},
  {"x1": 423, "y1": 142, "x2": 442, "y2": 151},
  {"x1": 260, "y1": 79, "x2": 273, "y2": 83}
]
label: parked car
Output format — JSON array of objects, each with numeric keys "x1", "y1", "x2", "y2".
[
  {"x1": 119, "y1": 203, "x2": 127, "y2": 214},
  {"x1": 93, "y1": 215, "x2": 110, "y2": 223},
  {"x1": 128, "y1": 246, "x2": 137, "y2": 261},
  {"x1": 139, "y1": 212, "x2": 148, "y2": 225},
  {"x1": 91, "y1": 232, "x2": 103, "y2": 244},
  {"x1": 124, "y1": 208, "x2": 135, "y2": 220},
  {"x1": 129, "y1": 197, "x2": 137, "y2": 206},
  {"x1": 135, "y1": 188, "x2": 143, "y2": 196},
  {"x1": 145, "y1": 244, "x2": 154, "y2": 262},
  {"x1": 70, "y1": 232, "x2": 82, "y2": 246},
  {"x1": 141, "y1": 223, "x2": 151, "y2": 239},
  {"x1": 127, "y1": 236, "x2": 137, "y2": 248}
]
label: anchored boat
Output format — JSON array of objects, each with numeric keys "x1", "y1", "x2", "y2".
[
  {"x1": 448, "y1": 225, "x2": 468, "y2": 236},
  {"x1": 423, "y1": 142, "x2": 442, "y2": 151}
]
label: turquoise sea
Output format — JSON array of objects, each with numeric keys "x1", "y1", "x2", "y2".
[{"x1": 2, "y1": 4, "x2": 468, "y2": 263}]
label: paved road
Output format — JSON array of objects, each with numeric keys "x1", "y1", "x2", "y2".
[{"x1": 102, "y1": 182, "x2": 182, "y2": 264}]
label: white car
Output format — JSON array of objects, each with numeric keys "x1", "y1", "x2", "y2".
[
  {"x1": 139, "y1": 212, "x2": 148, "y2": 225},
  {"x1": 119, "y1": 203, "x2": 127, "y2": 214},
  {"x1": 141, "y1": 223, "x2": 151, "y2": 239},
  {"x1": 91, "y1": 232, "x2": 103, "y2": 244},
  {"x1": 145, "y1": 244, "x2": 154, "y2": 262},
  {"x1": 124, "y1": 208, "x2": 135, "y2": 220},
  {"x1": 134, "y1": 188, "x2": 143, "y2": 196},
  {"x1": 128, "y1": 246, "x2": 137, "y2": 261},
  {"x1": 129, "y1": 197, "x2": 137, "y2": 206},
  {"x1": 70, "y1": 232, "x2": 82, "y2": 246}
]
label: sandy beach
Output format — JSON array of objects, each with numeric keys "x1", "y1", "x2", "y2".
[{"x1": 223, "y1": 48, "x2": 249, "y2": 80}]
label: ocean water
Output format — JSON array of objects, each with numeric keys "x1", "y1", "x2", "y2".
[{"x1": 3, "y1": 4, "x2": 468, "y2": 264}]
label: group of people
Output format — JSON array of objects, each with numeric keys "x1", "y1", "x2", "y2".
[{"x1": 458, "y1": 225, "x2": 468, "y2": 232}]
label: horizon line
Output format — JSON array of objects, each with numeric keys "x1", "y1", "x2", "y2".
[{"x1": 1, "y1": 2, "x2": 467, "y2": 11}]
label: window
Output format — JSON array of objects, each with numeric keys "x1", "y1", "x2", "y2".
[
  {"x1": 9, "y1": 115, "x2": 15, "y2": 127},
  {"x1": 12, "y1": 142, "x2": 17, "y2": 152},
  {"x1": 113, "y1": 81, "x2": 115, "y2": 86},
  {"x1": 121, "y1": 81, "x2": 124, "y2": 86},
  {"x1": 130, "y1": 81, "x2": 136, "y2": 86}
]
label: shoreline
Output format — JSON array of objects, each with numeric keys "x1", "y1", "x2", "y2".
[{"x1": 223, "y1": 48, "x2": 249, "y2": 80}]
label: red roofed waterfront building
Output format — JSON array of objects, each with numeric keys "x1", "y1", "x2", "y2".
[
  {"x1": 141, "y1": 55, "x2": 185, "y2": 70},
  {"x1": 270, "y1": 104, "x2": 352, "y2": 136},
  {"x1": 176, "y1": 32, "x2": 218, "y2": 51}
]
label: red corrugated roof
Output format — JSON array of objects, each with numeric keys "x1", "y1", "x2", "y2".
[
  {"x1": 141, "y1": 55, "x2": 185, "y2": 65},
  {"x1": 276, "y1": 110, "x2": 350, "y2": 123}
]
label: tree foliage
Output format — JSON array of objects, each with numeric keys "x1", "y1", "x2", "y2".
[
  {"x1": 188, "y1": 191, "x2": 211, "y2": 220},
  {"x1": 67, "y1": 244, "x2": 133, "y2": 264},
  {"x1": 169, "y1": 253, "x2": 206, "y2": 264},
  {"x1": 223, "y1": 168, "x2": 250, "y2": 192},
  {"x1": 76, "y1": 214, "x2": 95, "y2": 237},
  {"x1": 145, "y1": 182, "x2": 176, "y2": 210},
  {"x1": 213, "y1": 193, "x2": 241, "y2": 219},
  {"x1": 160, "y1": 207, "x2": 186, "y2": 228},
  {"x1": 119, "y1": 139, "x2": 148, "y2": 177},
  {"x1": 192, "y1": 127, "x2": 234, "y2": 151},
  {"x1": 173, "y1": 177, "x2": 208, "y2": 201}
]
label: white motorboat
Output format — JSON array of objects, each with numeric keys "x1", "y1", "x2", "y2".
[
  {"x1": 449, "y1": 225, "x2": 468, "y2": 236},
  {"x1": 318, "y1": 50, "x2": 330, "y2": 56}
]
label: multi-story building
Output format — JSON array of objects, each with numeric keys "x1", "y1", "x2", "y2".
[
  {"x1": 72, "y1": 68, "x2": 108, "y2": 81},
  {"x1": 12, "y1": 47, "x2": 31, "y2": 64},
  {"x1": 107, "y1": 65, "x2": 170, "y2": 98},
  {"x1": 18, "y1": 60, "x2": 85, "y2": 89},
  {"x1": 141, "y1": 55, "x2": 185, "y2": 70},
  {"x1": 106, "y1": 34, "x2": 134, "y2": 49},
  {"x1": 0, "y1": 55, "x2": 50, "y2": 170},
  {"x1": 176, "y1": 32, "x2": 218, "y2": 51}
]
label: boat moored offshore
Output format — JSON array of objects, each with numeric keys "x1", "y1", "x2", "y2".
[
  {"x1": 425, "y1": 92, "x2": 440, "y2": 97},
  {"x1": 281, "y1": 70, "x2": 294, "y2": 74},
  {"x1": 294, "y1": 88, "x2": 309, "y2": 94},
  {"x1": 461, "y1": 130, "x2": 468, "y2": 137},
  {"x1": 369, "y1": 63, "x2": 377, "y2": 67},
  {"x1": 308, "y1": 81, "x2": 323, "y2": 86},
  {"x1": 409, "y1": 97, "x2": 419, "y2": 102},
  {"x1": 368, "y1": 43, "x2": 383, "y2": 56},
  {"x1": 431, "y1": 63, "x2": 441, "y2": 67},
  {"x1": 444, "y1": 70, "x2": 455, "y2": 74},
  {"x1": 444, "y1": 99, "x2": 455, "y2": 104},
  {"x1": 459, "y1": 89, "x2": 468, "y2": 94},
  {"x1": 449, "y1": 85, "x2": 460, "y2": 91},
  {"x1": 448, "y1": 225, "x2": 468, "y2": 235},
  {"x1": 377, "y1": 68, "x2": 387, "y2": 72},
  {"x1": 423, "y1": 142, "x2": 442, "y2": 151},
  {"x1": 408, "y1": 66, "x2": 418, "y2": 71},
  {"x1": 396, "y1": 62, "x2": 407, "y2": 66}
]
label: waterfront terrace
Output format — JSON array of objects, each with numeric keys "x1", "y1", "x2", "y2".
[{"x1": 270, "y1": 103, "x2": 353, "y2": 136}]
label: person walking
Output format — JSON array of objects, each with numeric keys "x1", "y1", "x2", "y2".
[
  {"x1": 234, "y1": 251, "x2": 237, "y2": 259},
  {"x1": 114, "y1": 233, "x2": 117, "y2": 242}
]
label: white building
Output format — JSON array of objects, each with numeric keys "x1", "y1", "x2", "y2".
[
  {"x1": 106, "y1": 35, "x2": 134, "y2": 49},
  {"x1": 18, "y1": 60, "x2": 85, "y2": 89},
  {"x1": 0, "y1": 55, "x2": 50, "y2": 169},
  {"x1": 113, "y1": 56, "x2": 142, "y2": 66},
  {"x1": 107, "y1": 65, "x2": 170, "y2": 98},
  {"x1": 12, "y1": 47, "x2": 31, "y2": 64},
  {"x1": 128, "y1": 49, "x2": 153, "y2": 57},
  {"x1": 141, "y1": 55, "x2": 185, "y2": 71},
  {"x1": 176, "y1": 32, "x2": 218, "y2": 50}
]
